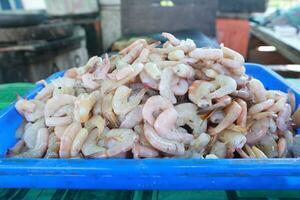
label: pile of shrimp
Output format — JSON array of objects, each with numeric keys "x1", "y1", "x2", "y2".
[{"x1": 8, "y1": 32, "x2": 300, "y2": 159}]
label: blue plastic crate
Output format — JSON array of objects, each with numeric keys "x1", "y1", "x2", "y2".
[{"x1": 0, "y1": 63, "x2": 299, "y2": 190}]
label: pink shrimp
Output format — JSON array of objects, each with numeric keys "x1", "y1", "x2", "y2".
[
  {"x1": 159, "y1": 67, "x2": 177, "y2": 104},
  {"x1": 236, "y1": 99, "x2": 247, "y2": 128},
  {"x1": 82, "y1": 73, "x2": 101, "y2": 90},
  {"x1": 209, "y1": 101, "x2": 242, "y2": 135},
  {"x1": 172, "y1": 64, "x2": 195, "y2": 79},
  {"x1": 248, "y1": 99, "x2": 275, "y2": 116},
  {"x1": 171, "y1": 78, "x2": 189, "y2": 96},
  {"x1": 154, "y1": 107, "x2": 194, "y2": 143},
  {"x1": 246, "y1": 118, "x2": 270, "y2": 145},
  {"x1": 120, "y1": 39, "x2": 148, "y2": 55},
  {"x1": 59, "y1": 122, "x2": 82, "y2": 158},
  {"x1": 142, "y1": 95, "x2": 173, "y2": 125},
  {"x1": 276, "y1": 103, "x2": 292, "y2": 131},
  {"x1": 198, "y1": 95, "x2": 232, "y2": 114},
  {"x1": 189, "y1": 48, "x2": 223, "y2": 61},
  {"x1": 44, "y1": 94, "x2": 76, "y2": 117},
  {"x1": 248, "y1": 78, "x2": 267, "y2": 103},
  {"x1": 162, "y1": 32, "x2": 181, "y2": 46},
  {"x1": 208, "y1": 75, "x2": 237, "y2": 99},
  {"x1": 132, "y1": 143, "x2": 159, "y2": 158},
  {"x1": 144, "y1": 122, "x2": 185, "y2": 155},
  {"x1": 45, "y1": 116, "x2": 72, "y2": 127}
]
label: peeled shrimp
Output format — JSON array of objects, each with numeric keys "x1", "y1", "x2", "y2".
[
  {"x1": 198, "y1": 95, "x2": 232, "y2": 114},
  {"x1": 119, "y1": 43, "x2": 144, "y2": 64},
  {"x1": 292, "y1": 105, "x2": 300, "y2": 128},
  {"x1": 120, "y1": 39, "x2": 148, "y2": 55},
  {"x1": 171, "y1": 78, "x2": 188, "y2": 95},
  {"x1": 209, "y1": 110, "x2": 225, "y2": 124},
  {"x1": 189, "y1": 133, "x2": 211, "y2": 153},
  {"x1": 144, "y1": 122, "x2": 185, "y2": 155},
  {"x1": 132, "y1": 142, "x2": 159, "y2": 158},
  {"x1": 82, "y1": 128, "x2": 106, "y2": 156},
  {"x1": 159, "y1": 67, "x2": 177, "y2": 104},
  {"x1": 23, "y1": 118, "x2": 45, "y2": 148},
  {"x1": 45, "y1": 133, "x2": 60, "y2": 158},
  {"x1": 189, "y1": 48, "x2": 223, "y2": 61},
  {"x1": 144, "y1": 62, "x2": 161, "y2": 80},
  {"x1": 162, "y1": 32, "x2": 181, "y2": 46},
  {"x1": 15, "y1": 98, "x2": 36, "y2": 115},
  {"x1": 175, "y1": 103, "x2": 206, "y2": 136},
  {"x1": 102, "y1": 92, "x2": 119, "y2": 128},
  {"x1": 139, "y1": 71, "x2": 159, "y2": 90},
  {"x1": 257, "y1": 134, "x2": 278, "y2": 158},
  {"x1": 81, "y1": 73, "x2": 101, "y2": 90},
  {"x1": 209, "y1": 101, "x2": 242, "y2": 135},
  {"x1": 54, "y1": 125, "x2": 67, "y2": 139},
  {"x1": 220, "y1": 45, "x2": 244, "y2": 69},
  {"x1": 133, "y1": 48, "x2": 149, "y2": 64},
  {"x1": 44, "y1": 94, "x2": 76, "y2": 117},
  {"x1": 172, "y1": 64, "x2": 195, "y2": 79},
  {"x1": 188, "y1": 80, "x2": 215, "y2": 108},
  {"x1": 53, "y1": 104, "x2": 74, "y2": 117},
  {"x1": 142, "y1": 95, "x2": 173, "y2": 125},
  {"x1": 71, "y1": 128, "x2": 89, "y2": 157},
  {"x1": 168, "y1": 50, "x2": 185, "y2": 61},
  {"x1": 120, "y1": 105, "x2": 143, "y2": 128},
  {"x1": 278, "y1": 137, "x2": 287, "y2": 158},
  {"x1": 7, "y1": 140, "x2": 25, "y2": 157},
  {"x1": 246, "y1": 118, "x2": 270, "y2": 145},
  {"x1": 248, "y1": 99, "x2": 275, "y2": 116},
  {"x1": 23, "y1": 100, "x2": 45, "y2": 122},
  {"x1": 59, "y1": 122, "x2": 82, "y2": 158},
  {"x1": 14, "y1": 128, "x2": 49, "y2": 158},
  {"x1": 236, "y1": 99, "x2": 247, "y2": 128},
  {"x1": 91, "y1": 129, "x2": 138, "y2": 158},
  {"x1": 84, "y1": 115, "x2": 106, "y2": 136},
  {"x1": 248, "y1": 79, "x2": 267, "y2": 103},
  {"x1": 210, "y1": 141, "x2": 227, "y2": 158},
  {"x1": 219, "y1": 130, "x2": 247, "y2": 149},
  {"x1": 45, "y1": 116, "x2": 72, "y2": 127},
  {"x1": 35, "y1": 83, "x2": 54, "y2": 101},
  {"x1": 154, "y1": 107, "x2": 194, "y2": 143},
  {"x1": 74, "y1": 92, "x2": 97, "y2": 123},
  {"x1": 276, "y1": 103, "x2": 292, "y2": 131},
  {"x1": 112, "y1": 85, "x2": 146, "y2": 115},
  {"x1": 208, "y1": 75, "x2": 237, "y2": 99}
]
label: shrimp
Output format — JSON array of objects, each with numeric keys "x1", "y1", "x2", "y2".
[
  {"x1": 112, "y1": 85, "x2": 146, "y2": 115},
  {"x1": 175, "y1": 103, "x2": 206, "y2": 136},
  {"x1": 209, "y1": 101, "x2": 242, "y2": 135},
  {"x1": 203, "y1": 69, "x2": 218, "y2": 79},
  {"x1": 278, "y1": 137, "x2": 287, "y2": 158},
  {"x1": 153, "y1": 61, "x2": 180, "y2": 68},
  {"x1": 7, "y1": 140, "x2": 25, "y2": 157},
  {"x1": 188, "y1": 80, "x2": 215, "y2": 108},
  {"x1": 132, "y1": 142, "x2": 159, "y2": 158},
  {"x1": 252, "y1": 111, "x2": 277, "y2": 120},
  {"x1": 93, "y1": 54, "x2": 111, "y2": 79},
  {"x1": 91, "y1": 129, "x2": 138, "y2": 158},
  {"x1": 108, "y1": 66, "x2": 134, "y2": 81},
  {"x1": 252, "y1": 146, "x2": 268, "y2": 158},
  {"x1": 268, "y1": 96, "x2": 287, "y2": 113},
  {"x1": 151, "y1": 39, "x2": 196, "y2": 54},
  {"x1": 139, "y1": 71, "x2": 159, "y2": 90},
  {"x1": 133, "y1": 48, "x2": 150, "y2": 64},
  {"x1": 210, "y1": 63, "x2": 231, "y2": 75},
  {"x1": 34, "y1": 83, "x2": 54, "y2": 101},
  {"x1": 162, "y1": 32, "x2": 181, "y2": 46},
  {"x1": 120, "y1": 105, "x2": 143, "y2": 128},
  {"x1": 144, "y1": 62, "x2": 161, "y2": 80},
  {"x1": 120, "y1": 39, "x2": 148, "y2": 55},
  {"x1": 52, "y1": 77, "x2": 75, "y2": 96},
  {"x1": 168, "y1": 50, "x2": 185, "y2": 61},
  {"x1": 208, "y1": 75, "x2": 237, "y2": 99},
  {"x1": 45, "y1": 133, "x2": 60, "y2": 158},
  {"x1": 276, "y1": 103, "x2": 292, "y2": 131},
  {"x1": 23, "y1": 118, "x2": 45, "y2": 148},
  {"x1": 71, "y1": 128, "x2": 89, "y2": 157},
  {"x1": 209, "y1": 141, "x2": 227, "y2": 158},
  {"x1": 246, "y1": 118, "x2": 270, "y2": 145},
  {"x1": 288, "y1": 90, "x2": 296, "y2": 112},
  {"x1": 119, "y1": 43, "x2": 144, "y2": 64},
  {"x1": 144, "y1": 122, "x2": 185, "y2": 155},
  {"x1": 23, "y1": 100, "x2": 45, "y2": 122},
  {"x1": 101, "y1": 63, "x2": 144, "y2": 95},
  {"x1": 44, "y1": 94, "x2": 76, "y2": 117},
  {"x1": 220, "y1": 45, "x2": 244, "y2": 69},
  {"x1": 219, "y1": 130, "x2": 247, "y2": 149},
  {"x1": 154, "y1": 107, "x2": 194, "y2": 143},
  {"x1": 171, "y1": 78, "x2": 188, "y2": 96},
  {"x1": 45, "y1": 116, "x2": 72, "y2": 127},
  {"x1": 198, "y1": 95, "x2": 232, "y2": 114},
  {"x1": 15, "y1": 98, "x2": 36, "y2": 115},
  {"x1": 93, "y1": 96, "x2": 103, "y2": 115},
  {"x1": 189, "y1": 133, "x2": 211, "y2": 153},
  {"x1": 257, "y1": 134, "x2": 278, "y2": 158},
  {"x1": 231, "y1": 87, "x2": 253, "y2": 101},
  {"x1": 54, "y1": 125, "x2": 67, "y2": 139},
  {"x1": 74, "y1": 92, "x2": 97, "y2": 123},
  {"x1": 292, "y1": 105, "x2": 300, "y2": 128},
  {"x1": 236, "y1": 99, "x2": 247, "y2": 128},
  {"x1": 248, "y1": 99, "x2": 275, "y2": 116},
  {"x1": 102, "y1": 92, "x2": 120, "y2": 128},
  {"x1": 209, "y1": 110, "x2": 225, "y2": 124},
  {"x1": 82, "y1": 128, "x2": 106, "y2": 156},
  {"x1": 248, "y1": 78, "x2": 267, "y2": 103},
  {"x1": 172, "y1": 64, "x2": 195, "y2": 79},
  {"x1": 81, "y1": 73, "x2": 101, "y2": 90},
  {"x1": 159, "y1": 67, "x2": 177, "y2": 104},
  {"x1": 142, "y1": 95, "x2": 173, "y2": 125},
  {"x1": 59, "y1": 122, "x2": 82, "y2": 158},
  {"x1": 189, "y1": 48, "x2": 223, "y2": 61},
  {"x1": 84, "y1": 115, "x2": 106, "y2": 137},
  {"x1": 14, "y1": 128, "x2": 49, "y2": 158},
  {"x1": 53, "y1": 104, "x2": 74, "y2": 117}
]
